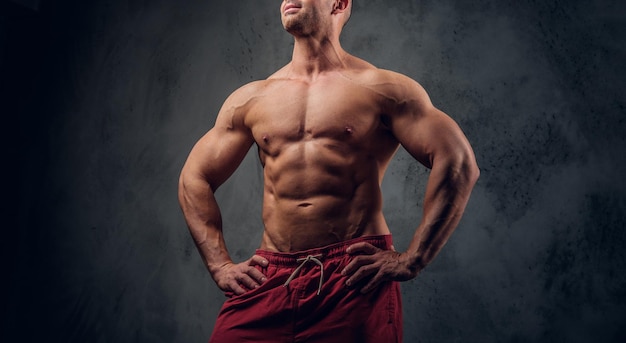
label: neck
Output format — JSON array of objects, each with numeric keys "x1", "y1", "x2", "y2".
[{"x1": 289, "y1": 34, "x2": 347, "y2": 79}]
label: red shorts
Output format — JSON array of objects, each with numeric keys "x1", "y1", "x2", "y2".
[{"x1": 209, "y1": 235, "x2": 403, "y2": 343}]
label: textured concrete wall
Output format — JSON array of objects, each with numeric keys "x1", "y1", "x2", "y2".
[{"x1": 3, "y1": 0, "x2": 625, "y2": 342}]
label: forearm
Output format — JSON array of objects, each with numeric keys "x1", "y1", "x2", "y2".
[
  {"x1": 178, "y1": 172, "x2": 234, "y2": 276},
  {"x1": 406, "y1": 154, "x2": 479, "y2": 271}
]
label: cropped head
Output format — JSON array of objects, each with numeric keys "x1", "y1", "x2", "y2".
[{"x1": 281, "y1": 0, "x2": 352, "y2": 37}]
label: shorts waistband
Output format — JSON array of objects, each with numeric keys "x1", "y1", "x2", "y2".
[{"x1": 255, "y1": 235, "x2": 393, "y2": 267}]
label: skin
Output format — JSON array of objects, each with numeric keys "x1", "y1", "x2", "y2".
[{"x1": 178, "y1": 0, "x2": 479, "y2": 296}]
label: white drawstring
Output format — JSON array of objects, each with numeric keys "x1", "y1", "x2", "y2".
[{"x1": 283, "y1": 254, "x2": 324, "y2": 295}]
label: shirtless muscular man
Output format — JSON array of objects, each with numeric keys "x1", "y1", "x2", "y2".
[{"x1": 178, "y1": 1, "x2": 479, "y2": 342}]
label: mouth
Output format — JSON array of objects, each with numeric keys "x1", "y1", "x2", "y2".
[{"x1": 283, "y1": 3, "x2": 301, "y2": 14}]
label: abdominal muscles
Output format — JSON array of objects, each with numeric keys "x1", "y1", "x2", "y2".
[{"x1": 259, "y1": 139, "x2": 390, "y2": 252}]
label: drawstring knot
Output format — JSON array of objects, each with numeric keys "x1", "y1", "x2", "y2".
[{"x1": 283, "y1": 254, "x2": 324, "y2": 295}]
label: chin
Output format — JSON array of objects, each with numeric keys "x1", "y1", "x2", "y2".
[
  {"x1": 282, "y1": 20, "x2": 305, "y2": 35},
  {"x1": 282, "y1": 13, "x2": 315, "y2": 35}
]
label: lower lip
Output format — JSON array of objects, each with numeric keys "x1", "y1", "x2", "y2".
[{"x1": 284, "y1": 7, "x2": 300, "y2": 14}]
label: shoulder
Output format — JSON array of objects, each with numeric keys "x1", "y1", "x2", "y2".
[
  {"x1": 342, "y1": 64, "x2": 432, "y2": 111},
  {"x1": 218, "y1": 78, "x2": 282, "y2": 118},
  {"x1": 224, "y1": 68, "x2": 297, "y2": 105},
  {"x1": 214, "y1": 80, "x2": 269, "y2": 130},
  {"x1": 367, "y1": 68, "x2": 427, "y2": 100},
  {"x1": 335, "y1": 53, "x2": 428, "y2": 100},
  {"x1": 217, "y1": 75, "x2": 293, "y2": 130},
  {"x1": 223, "y1": 79, "x2": 270, "y2": 106}
]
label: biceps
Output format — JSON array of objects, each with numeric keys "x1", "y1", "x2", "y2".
[
  {"x1": 183, "y1": 127, "x2": 254, "y2": 190},
  {"x1": 392, "y1": 108, "x2": 472, "y2": 169}
]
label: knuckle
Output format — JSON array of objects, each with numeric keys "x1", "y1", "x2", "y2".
[
  {"x1": 358, "y1": 265, "x2": 371, "y2": 274},
  {"x1": 354, "y1": 256, "x2": 370, "y2": 264}
]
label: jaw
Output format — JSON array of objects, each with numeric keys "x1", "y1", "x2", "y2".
[
  {"x1": 283, "y1": 20, "x2": 310, "y2": 37},
  {"x1": 282, "y1": 12, "x2": 330, "y2": 39},
  {"x1": 282, "y1": 9, "x2": 309, "y2": 34}
]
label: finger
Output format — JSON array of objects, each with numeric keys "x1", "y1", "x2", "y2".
[
  {"x1": 236, "y1": 272, "x2": 261, "y2": 290},
  {"x1": 245, "y1": 265, "x2": 268, "y2": 284},
  {"x1": 345, "y1": 264, "x2": 377, "y2": 287},
  {"x1": 229, "y1": 281, "x2": 248, "y2": 295},
  {"x1": 346, "y1": 242, "x2": 379, "y2": 255},
  {"x1": 342, "y1": 254, "x2": 376, "y2": 276},
  {"x1": 249, "y1": 255, "x2": 269, "y2": 267}
]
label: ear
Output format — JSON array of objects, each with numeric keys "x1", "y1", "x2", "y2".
[{"x1": 332, "y1": 0, "x2": 349, "y2": 13}]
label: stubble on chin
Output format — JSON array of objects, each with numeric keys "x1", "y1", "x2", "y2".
[
  {"x1": 282, "y1": 15, "x2": 305, "y2": 35},
  {"x1": 283, "y1": 12, "x2": 320, "y2": 37}
]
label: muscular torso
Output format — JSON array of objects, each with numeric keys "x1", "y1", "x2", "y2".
[{"x1": 242, "y1": 66, "x2": 403, "y2": 252}]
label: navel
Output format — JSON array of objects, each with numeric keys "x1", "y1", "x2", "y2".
[{"x1": 345, "y1": 126, "x2": 354, "y2": 134}]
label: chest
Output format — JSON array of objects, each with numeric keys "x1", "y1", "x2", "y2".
[{"x1": 246, "y1": 77, "x2": 387, "y2": 148}]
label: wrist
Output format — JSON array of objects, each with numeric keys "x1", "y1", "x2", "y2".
[
  {"x1": 403, "y1": 250, "x2": 426, "y2": 274},
  {"x1": 207, "y1": 259, "x2": 233, "y2": 278}
]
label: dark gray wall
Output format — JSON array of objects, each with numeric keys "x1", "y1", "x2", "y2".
[{"x1": 3, "y1": 0, "x2": 625, "y2": 342}]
